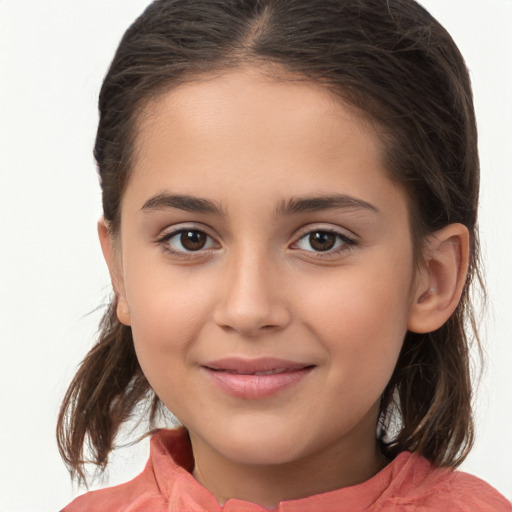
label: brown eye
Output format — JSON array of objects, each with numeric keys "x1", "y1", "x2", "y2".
[
  {"x1": 293, "y1": 229, "x2": 355, "y2": 254},
  {"x1": 158, "y1": 228, "x2": 218, "y2": 256},
  {"x1": 308, "y1": 231, "x2": 336, "y2": 252},
  {"x1": 180, "y1": 230, "x2": 208, "y2": 251}
]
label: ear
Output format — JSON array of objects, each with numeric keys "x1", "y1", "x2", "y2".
[
  {"x1": 407, "y1": 223, "x2": 470, "y2": 334},
  {"x1": 98, "y1": 218, "x2": 131, "y2": 326}
]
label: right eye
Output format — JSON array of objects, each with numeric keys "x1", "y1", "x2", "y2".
[{"x1": 158, "y1": 228, "x2": 218, "y2": 255}]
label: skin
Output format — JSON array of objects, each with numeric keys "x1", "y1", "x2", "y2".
[{"x1": 100, "y1": 67, "x2": 469, "y2": 508}]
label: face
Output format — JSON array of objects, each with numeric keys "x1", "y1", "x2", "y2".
[{"x1": 110, "y1": 68, "x2": 421, "y2": 472}]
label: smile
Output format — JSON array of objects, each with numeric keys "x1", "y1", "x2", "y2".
[{"x1": 201, "y1": 358, "x2": 315, "y2": 399}]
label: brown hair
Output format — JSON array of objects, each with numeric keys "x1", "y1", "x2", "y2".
[{"x1": 57, "y1": 0, "x2": 481, "y2": 484}]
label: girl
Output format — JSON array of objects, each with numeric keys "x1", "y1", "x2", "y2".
[{"x1": 58, "y1": 0, "x2": 510, "y2": 510}]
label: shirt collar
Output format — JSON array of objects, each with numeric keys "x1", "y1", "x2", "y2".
[{"x1": 147, "y1": 428, "x2": 432, "y2": 512}]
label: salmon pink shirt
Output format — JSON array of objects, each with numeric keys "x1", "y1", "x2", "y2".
[{"x1": 62, "y1": 428, "x2": 510, "y2": 512}]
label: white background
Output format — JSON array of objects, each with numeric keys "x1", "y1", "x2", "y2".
[{"x1": 0, "y1": 1, "x2": 511, "y2": 510}]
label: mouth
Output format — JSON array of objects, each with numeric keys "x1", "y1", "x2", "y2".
[{"x1": 201, "y1": 357, "x2": 315, "y2": 399}]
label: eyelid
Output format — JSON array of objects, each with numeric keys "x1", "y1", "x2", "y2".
[
  {"x1": 292, "y1": 223, "x2": 357, "y2": 242},
  {"x1": 290, "y1": 224, "x2": 358, "y2": 254},
  {"x1": 155, "y1": 223, "x2": 221, "y2": 256}
]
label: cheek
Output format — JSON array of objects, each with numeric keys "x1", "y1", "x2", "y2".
[
  {"x1": 124, "y1": 268, "x2": 214, "y2": 387},
  {"x1": 126, "y1": 259, "x2": 213, "y2": 331},
  {"x1": 298, "y1": 256, "x2": 413, "y2": 380}
]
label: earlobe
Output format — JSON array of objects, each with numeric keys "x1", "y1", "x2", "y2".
[
  {"x1": 115, "y1": 299, "x2": 132, "y2": 326},
  {"x1": 407, "y1": 223, "x2": 470, "y2": 334},
  {"x1": 97, "y1": 218, "x2": 132, "y2": 326}
]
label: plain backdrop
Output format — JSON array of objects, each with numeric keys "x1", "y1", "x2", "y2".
[{"x1": 1, "y1": 1, "x2": 511, "y2": 510}]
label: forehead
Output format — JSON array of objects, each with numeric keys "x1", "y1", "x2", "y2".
[
  {"x1": 135, "y1": 67, "x2": 378, "y2": 152},
  {"x1": 125, "y1": 67, "x2": 407, "y2": 220}
]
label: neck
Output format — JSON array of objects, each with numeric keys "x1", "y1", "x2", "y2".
[{"x1": 190, "y1": 416, "x2": 386, "y2": 508}]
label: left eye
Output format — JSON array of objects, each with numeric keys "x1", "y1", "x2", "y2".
[
  {"x1": 163, "y1": 229, "x2": 217, "y2": 253},
  {"x1": 294, "y1": 230, "x2": 353, "y2": 252}
]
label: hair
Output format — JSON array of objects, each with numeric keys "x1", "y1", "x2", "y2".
[{"x1": 57, "y1": 0, "x2": 482, "y2": 485}]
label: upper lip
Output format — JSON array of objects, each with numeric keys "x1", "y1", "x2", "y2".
[{"x1": 202, "y1": 357, "x2": 314, "y2": 374}]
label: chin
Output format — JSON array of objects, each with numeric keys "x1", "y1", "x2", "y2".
[{"x1": 207, "y1": 421, "x2": 314, "y2": 466}]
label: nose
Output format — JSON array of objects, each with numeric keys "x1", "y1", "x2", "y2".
[{"x1": 213, "y1": 250, "x2": 292, "y2": 337}]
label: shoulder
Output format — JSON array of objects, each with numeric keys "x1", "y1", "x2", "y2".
[
  {"x1": 61, "y1": 472, "x2": 166, "y2": 512},
  {"x1": 60, "y1": 429, "x2": 193, "y2": 512},
  {"x1": 441, "y1": 470, "x2": 511, "y2": 512},
  {"x1": 377, "y1": 453, "x2": 511, "y2": 512},
  {"x1": 60, "y1": 458, "x2": 167, "y2": 512}
]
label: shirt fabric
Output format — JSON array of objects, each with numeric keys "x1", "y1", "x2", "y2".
[{"x1": 62, "y1": 428, "x2": 511, "y2": 512}]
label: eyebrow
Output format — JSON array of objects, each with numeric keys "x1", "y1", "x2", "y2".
[
  {"x1": 141, "y1": 193, "x2": 225, "y2": 215},
  {"x1": 140, "y1": 192, "x2": 378, "y2": 217},
  {"x1": 276, "y1": 194, "x2": 379, "y2": 216}
]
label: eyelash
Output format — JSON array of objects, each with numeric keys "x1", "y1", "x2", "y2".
[
  {"x1": 155, "y1": 226, "x2": 357, "y2": 259},
  {"x1": 156, "y1": 227, "x2": 219, "y2": 258},
  {"x1": 291, "y1": 228, "x2": 357, "y2": 257}
]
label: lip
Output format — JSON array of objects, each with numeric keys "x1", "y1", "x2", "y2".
[{"x1": 201, "y1": 357, "x2": 315, "y2": 399}]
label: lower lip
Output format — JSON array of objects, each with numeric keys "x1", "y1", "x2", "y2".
[{"x1": 203, "y1": 367, "x2": 314, "y2": 399}]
